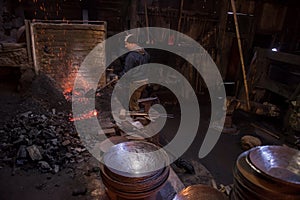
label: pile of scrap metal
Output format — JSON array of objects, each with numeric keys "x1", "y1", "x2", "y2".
[
  {"x1": 219, "y1": 96, "x2": 280, "y2": 135},
  {"x1": 226, "y1": 96, "x2": 280, "y2": 117},
  {"x1": 286, "y1": 97, "x2": 300, "y2": 133},
  {"x1": 237, "y1": 48, "x2": 300, "y2": 132}
]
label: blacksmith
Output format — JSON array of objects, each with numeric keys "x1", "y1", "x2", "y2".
[{"x1": 120, "y1": 34, "x2": 150, "y2": 111}]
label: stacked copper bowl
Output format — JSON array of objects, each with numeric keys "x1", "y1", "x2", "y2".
[
  {"x1": 100, "y1": 141, "x2": 170, "y2": 200},
  {"x1": 231, "y1": 145, "x2": 300, "y2": 200},
  {"x1": 172, "y1": 184, "x2": 227, "y2": 200}
]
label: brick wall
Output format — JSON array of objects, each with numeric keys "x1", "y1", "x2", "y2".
[{"x1": 30, "y1": 21, "x2": 106, "y2": 92}]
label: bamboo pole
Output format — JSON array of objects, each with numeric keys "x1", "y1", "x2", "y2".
[{"x1": 230, "y1": 0, "x2": 251, "y2": 111}]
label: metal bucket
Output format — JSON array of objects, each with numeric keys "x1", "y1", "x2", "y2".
[
  {"x1": 231, "y1": 145, "x2": 300, "y2": 200},
  {"x1": 100, "y1": 141, "x2": 170, "y2": 200}
]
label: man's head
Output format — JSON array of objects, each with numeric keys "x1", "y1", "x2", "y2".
[{"x1": 124, "y1": 34, "x2": 138, "y2": 50}]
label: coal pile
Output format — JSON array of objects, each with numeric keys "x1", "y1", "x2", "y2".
[
  {"x1": 30, "y1": 73, "x2": 70, "y2": 112},
  {"x1": 0, "y1": 110, "x2": 90, "y2": 174},
  {"x1": 0, "y1": 73, "x2": 92, "y2": 174}
]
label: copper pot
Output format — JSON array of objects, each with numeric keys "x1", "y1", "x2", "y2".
[
  {"x1": 173, "y1": 184, "x2": 227, "y2": 200},
  {"x1": 231, "y1": 145, "x2": 300, "y2": 200},
  {"x1": 100, "y1": 141, "x2": 170, "y2": 200}
]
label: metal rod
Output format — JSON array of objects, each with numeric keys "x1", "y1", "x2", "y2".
[{"x1": 251, "y1": 123, "x2": 280, "y2": 140}]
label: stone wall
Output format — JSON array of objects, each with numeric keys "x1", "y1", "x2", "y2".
[
  {"x1": 0, "y1": 0, "x2": 25, "y2": 43},
  {"x1": 0, "y1": 46, "x2": 29, "y2": 67}
]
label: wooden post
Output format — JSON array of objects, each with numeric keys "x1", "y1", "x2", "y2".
[
  {"x1": 129, "y1": 0, "x2": 138, "y2": 29},
  {"x1": 216, "y1": 0, "x2": 230, "y2": 78},
  {"x1": 230, "y1": 0, "x2": 251, "y2": 111},
  {"x1": 177, "y1": 0, "x2": 184, "y2": 32},
  {"x1": 25, "y1": 20, "x2": 34, "y2": 70},
  {"x1": 29, "y1": 22, "x2": 39, "y2": 75},
  {"x1": 144, "y1": 1, "x2": 150, "y2": 44}
]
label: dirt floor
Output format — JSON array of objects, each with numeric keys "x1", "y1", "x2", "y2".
[
  {"x1": 160, "y1": 92, "x2": 285, "y2": 186},
  {"x1": 0, "y1": 73, "x2": 297, "y2": 199}
]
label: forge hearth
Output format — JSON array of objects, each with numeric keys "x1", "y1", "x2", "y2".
[{"x1": 28, "y1": 20, "x2": 107, "y2": 93}]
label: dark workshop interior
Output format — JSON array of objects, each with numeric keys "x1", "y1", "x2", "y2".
[{"x1": 0, "y1": 0, "x2": 300, "y2": 199}]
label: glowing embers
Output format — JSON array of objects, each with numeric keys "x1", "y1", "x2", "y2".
[{"x1": 69, "y1": 109, "x2": 98, "y2": 122}]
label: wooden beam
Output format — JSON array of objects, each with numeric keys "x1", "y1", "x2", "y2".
[
  {"x1": 29, "y1": 22, "x2": 39, "y2": 74},
  {"x1": 25, "y1": 20, "x2": 33, "y2": 68},
  {"x1": 266, "y1": 50, "x2": 300, "y2": 66},
  {"x1": 257, "y1": 78, "x2": 294, "y2": 99}
]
